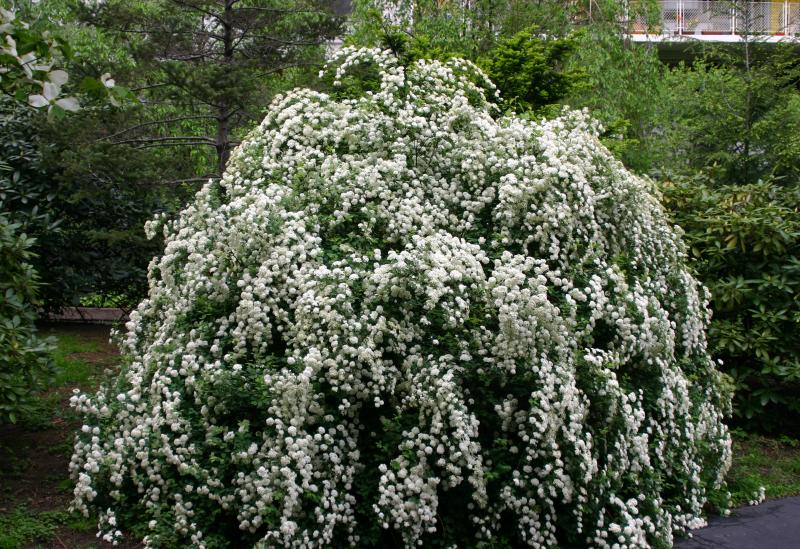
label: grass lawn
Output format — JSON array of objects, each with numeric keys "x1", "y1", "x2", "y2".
[
  {"x1": 726, "y1": 430, "x2": 800, "y2": 506},
  {"x1": 1, "y1": 324, "x2": 799, "y2": 548}
]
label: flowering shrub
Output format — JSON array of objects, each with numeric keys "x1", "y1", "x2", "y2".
[{"x1": 70, "y1": 48, "x2": 732, "y2": 548}]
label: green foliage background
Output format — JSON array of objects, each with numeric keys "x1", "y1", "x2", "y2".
[
  {"x1": 652, "y1": 42, "x2": 800, "y2": 431},
  {"x1": 0, "y1": 215, "x2": 54, "y2": 423}
]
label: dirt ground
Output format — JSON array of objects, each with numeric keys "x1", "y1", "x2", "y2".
[{"x1": 0, "y1": 323, "x2": 142, "y2": 549}]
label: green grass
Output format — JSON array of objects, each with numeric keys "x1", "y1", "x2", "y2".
[
  {"x1": 79, "y1": 293, "x2": 128, "y2": 308},
  {"x1": 51, "y1": 334, "x2": 101, "y2": 386},
  {"x1": 17, "y1": 332, "x2": 107, "y2": 430},
  {"x1": 0, "y1": 507, "x2": 93, "y2": 549},
  {"x1": 726, "y1": 430, "x2": 800, "y2": 506},
  {"x1": 0, "y1": 329, "x2": 116, "y2": 547}
]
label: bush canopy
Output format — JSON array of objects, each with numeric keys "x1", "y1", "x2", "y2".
[{"x1": 70, "y1": 48, "x2": 732, "y2": 548}]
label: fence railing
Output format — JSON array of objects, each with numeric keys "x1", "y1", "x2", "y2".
[{"x1": 630, "y1": 1, "x2": 800, "y2": 37}]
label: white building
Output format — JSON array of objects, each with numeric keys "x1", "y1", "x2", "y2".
[{"x1": 626, "y1": 0, "x2": 800, "y2": 43}]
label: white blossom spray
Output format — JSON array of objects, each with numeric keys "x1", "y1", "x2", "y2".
[{"x1": 70, "y1": 48, "x2": 732, "y2": 548}]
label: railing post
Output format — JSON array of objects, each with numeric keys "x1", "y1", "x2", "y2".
[
  {"x1": 785, "y1": 0, "x2": 790, "y2": 34},
  {"x1": 624, "y1": 0, "x2": 629, "y2": 30},
  {"x1": 678, "y1": 0, "x2": 683, "y2": 34},
  {"x1": 731, "y1": 1, "x2": 736, "y2": 35}
]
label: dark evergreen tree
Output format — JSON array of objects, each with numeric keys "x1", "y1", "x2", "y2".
[{"x1": 83, "y1": 0, "x2": 345, "y2": 175}]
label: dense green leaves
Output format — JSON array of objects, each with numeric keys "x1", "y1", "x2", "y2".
[
  {"x1": 648, "y1": 37, "x2": 800, "y2": 432},
  {"x1": 0, "y1": 95, "x2": 189, "y2": 309},
  {"x1": 349, "y1": 0, "x2": 579, "y2": 58},
  {"x1": 565, "y1": 26, "x2": 665, "y2": 172},
  {"x1": 478, "y1": 29, "x2": 584, "y2": 114},
  {"x1": 0, "y1": 215, "x2": 54, "y2": 424},
  {"x1": 652, "y1": 47, "x2": 800, "y2": 184},
  {"x1": 81, "y1": 0, "x2": 345, "y2": 174},
  {"x1": 662, "y1": 177, "x2": 800, "y2": 431}
]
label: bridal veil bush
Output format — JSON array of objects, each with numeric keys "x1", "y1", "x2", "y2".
[{"x1": 70, "y1": 48, "x2": 732, "y2": 548}]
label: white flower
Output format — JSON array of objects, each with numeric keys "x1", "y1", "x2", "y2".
[
  {"x1": 28, "y1": 79, "x2": 79, "y2": 112},
  {"x1": 69, "y1": 47, "x2": 731, "y2": 549},
  {"x1": 100, "y1": 72, "x2": 115, "y2": 88}
]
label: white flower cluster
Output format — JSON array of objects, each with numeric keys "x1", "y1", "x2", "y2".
[
  {"x1": 748, "y1": 486, "x2": 766, "y2": 506},
  {"x1": 70, "y1": 47, "x2": 732, "y2": 548}
]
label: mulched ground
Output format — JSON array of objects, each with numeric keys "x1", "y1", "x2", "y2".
[{"x1": 0, "y1": 323, "x2": 142, "y2": 549}]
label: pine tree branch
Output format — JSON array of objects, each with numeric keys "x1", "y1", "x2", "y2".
[
  {"x1": 241, "y1": 34, "x2": 324, "y2": 46},
  {"x1": 111, "y1": 136, "x2": 217, "y2": 146},
  {"x1": 98, "y1": 116, "x2": 219, "y2": 142},
  {"x1": 166, "y1": 0, "x2": 221, "y2": 21},
  {"x1": 136, "y1": 141, "x2": 217, "y2": 149}
]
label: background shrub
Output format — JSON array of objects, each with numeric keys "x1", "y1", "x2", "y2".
[
  {"x1": 0, "y1": 96, "x2": 190, "y2": 311},
  {"x1": 662, "y1": 176, "x2": 800, "y2": 432},
  {"x1": 0, "y1": 215, "x2": 54, "y2": 423}
]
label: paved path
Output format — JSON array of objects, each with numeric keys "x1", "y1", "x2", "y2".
[{"x1": 675, "y1": 496, "x2": 800, "y2": 548}]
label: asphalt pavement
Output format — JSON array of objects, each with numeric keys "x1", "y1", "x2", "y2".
[{"x1": 674, "y1": 496, "x2": 800, "y2": 549}]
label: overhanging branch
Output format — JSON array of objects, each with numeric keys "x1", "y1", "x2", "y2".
[
  {"x1": 99, "y1": 116, "x2": 219, "y2": 142},
  {"x1": 111, "y1": 136, "x2": 216, "y2": 147}
]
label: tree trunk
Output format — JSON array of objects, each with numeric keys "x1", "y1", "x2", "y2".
[{"x1": 216, "y1": 0, "x2": 235, "y2": 175}]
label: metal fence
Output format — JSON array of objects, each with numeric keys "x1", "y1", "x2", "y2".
[{"x1": 631, "y1": 1, "x2": 800, "y2": 36}]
